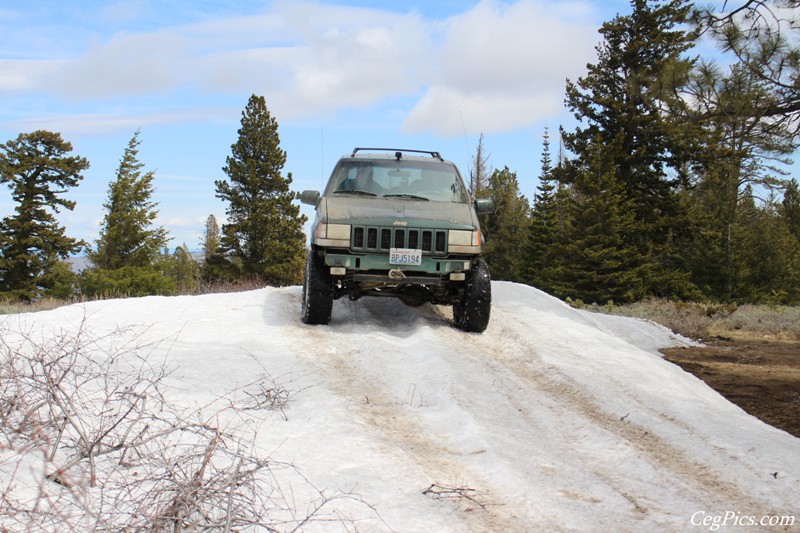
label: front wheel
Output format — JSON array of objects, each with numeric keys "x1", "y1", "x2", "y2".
[
  {"x1": 452, "y1": 259, "x2": 491, "y2": 333},
  {"x1": 301, "y1": 250, "x2": 333, "y2": 325}
]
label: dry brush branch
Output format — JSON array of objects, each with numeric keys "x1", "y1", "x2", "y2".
[
  {"x1": 422, "y1": 482, "x2": 499, "y2": 512},
  {"x1": 1, "y1": 317, "x2": 387, "y2": 532}
]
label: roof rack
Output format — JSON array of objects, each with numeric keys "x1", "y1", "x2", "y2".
[{"x1": 351, "y1": 147, "x2": 444, "y2": 161}]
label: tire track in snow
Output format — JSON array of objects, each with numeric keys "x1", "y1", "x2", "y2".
[
  {"x1": 280, "y1": 291, "x2": 786, "y2": 528},
  {"x1": 283, "y1": 294, "x2": 523, "y2": 533},
  {"x1": 441, "y1": 304, "x2": 771, "y2": 516}
]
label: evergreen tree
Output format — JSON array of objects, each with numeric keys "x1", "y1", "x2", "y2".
[
  {"x1": 694, "y1": 0, "x2": 800, "y2": 135},
  {"x1": 199, "y1": 214, "x2": 231, "y2": 282},
  {"x1": 171, "y1": 244, "x2": 199, "y2": 294},
  {"x1": 525, "y1": 125, "x2": 561, "y2": 290},
  {"x1": 562, "y1": 0, "x2": 699, "y2": 297},
  {"x1": 479, "y1": 166, "x2": 529, "y2": 282},
  {"x1": 783, "y1": 178, "x2": 800, "y2": 241},
  {"x1": 39, "y1": 260, "x2": 80, "y2": 300},
  {"x1": 80, "y1": 265, "x2": 177, "y2": 298},
  {"x1": 89, "y1": 130, "x2": 169, "y2": 270},
  {"x1": 215, "y1": 95, "x2": 307, "y2": 286},
  {"x1": 547, "y1": 137, "x2": 651, "y2": 304},
  {"x1": 201, "y1": 214, "x2": 221, "y2": 261},
  {"x1": 731, "y1": 187, "x2": 800, "y2": 303},
  {"x1": 0, "y1": 130, "x2": 89, "y2": 300},
  {"x1": 683, "y1": 57, "x2": 797, "y2": 300},
  {"x1": 81, "y1": 131, "x2": 173, "y2": 299}
]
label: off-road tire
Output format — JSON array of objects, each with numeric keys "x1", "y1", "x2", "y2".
[
  {"x1": 301, "y1": 250, "x2": 333, "y2": 325},
  {"x1": 453, "y1": 258, "x2": 491, "y2": 333}
]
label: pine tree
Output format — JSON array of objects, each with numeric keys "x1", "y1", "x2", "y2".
[
  {"x1": 731, "y1": 187, "x2": 800, "y2": 303},
  {"x1": 171, "y1": 244, "x2": 199, "y2": 294},
  {"x1": 547, "y1": 138, "x2": 651, "y2": 304},
  {"x1": 201, "y1": 214, "x2": 221, "y2": 261},
  {"x1": 479, "y1": 166, "x2": 529, "y2": 282},
  {"x1": 215, "y1": 95, "x2": 307, "y2": 286},
  {"x1": 694, "y1": 0, "x2": 800, "y2": 135},
  {"x1": 89, "y1": 130, "x2": 169, "y2": 270},
  {"x1": 525, "y1": 125, "x2": 561, "y2": 290},
  {"x1": 80, "y1": 131, "x2": 173, "y2": 299},
  {"x1": 783, "y1": 179, "x2": 800, "y2": 241},
  {"x1": 199, "y1": 214, "x2": 230, "y2": 282},
  {"x1": 562, "y1": 0, "x2": 698, "y2": 297},
  {"x1": 683, "y1": 58, "x2": 797, "y2": 300},
  {"x1": 0, "y1": 130, "x2": 89, "y2": 300}
]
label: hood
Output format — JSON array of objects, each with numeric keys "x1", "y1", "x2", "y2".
[{"x1": 321, "y1": 196, "x2": 478, "y2": 230}]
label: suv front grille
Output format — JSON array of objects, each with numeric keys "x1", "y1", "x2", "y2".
[{"x1": 351, "y1": 226, "x2": 448, "y2": 255}]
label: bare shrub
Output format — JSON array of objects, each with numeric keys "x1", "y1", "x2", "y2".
[
  {"x1": 0, "y1": 318, "x2": 383, "y2": 531},
  {"x1": 422, "y1": 482, "x2": 498, "y2": 512},
  {"x1": 593, "y1": 299, "x2": 800, "y2": 341},
  {"x1": 716, "y1": 305, "x2": 800, "y2": 340},
  {"x1": 596, "y1": 299, "x2": 715, "y2": 340},
  {"x1": 239, "y1": 375, "x2": 292, "y2": 420},
  {"x1": 195, "y1": 277, "x2": 269, "y2": 295}
]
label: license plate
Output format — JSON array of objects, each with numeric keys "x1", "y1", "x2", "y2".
[{"x1": 389, "y1": 248, "x2": 422, "y2": 266}]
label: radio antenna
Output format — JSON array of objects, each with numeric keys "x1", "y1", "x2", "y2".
[{"x1": 459, "y1": 110, "x2": 472, "y2": 166}]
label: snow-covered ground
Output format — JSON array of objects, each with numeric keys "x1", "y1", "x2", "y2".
[{"x1": 2, "y1": 282, "x2": 798, "y2": 531}]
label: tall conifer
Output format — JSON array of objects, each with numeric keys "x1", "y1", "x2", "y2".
[
  {"x1": 783, "y1": 179, "x2": 800, "y2": 241},
  {"x1": 548, "y1": 137, "x2": 651, "y2": 303},
  {"x1": 215, "y1": 95, "x2": 307, "y2": 285},
  {"x1": 0, "y1": 130, "x2": 88, "y2": 300},
  {"x1": 562, "y1": 0, "x2": 698, "y2": 297},
  {"x1": 525, "y1": 126, "x2": 561, "y2": 290},
  {"x1": 201, "y1": 214, "x2": 221, "y2": 261},
  {"x1": 479, "y1": 166, "x2": 529, "y2": 282},
  {"x1": 89, "y1": 130, "x2": 168, "y2": 270}
]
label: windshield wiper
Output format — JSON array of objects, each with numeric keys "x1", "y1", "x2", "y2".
[
  {"x1": 332, "y1": 189, "x2": 377, "y2": 197},
  {"x1": 382, "y1": 194, "x2": 430, "y2": 201}
]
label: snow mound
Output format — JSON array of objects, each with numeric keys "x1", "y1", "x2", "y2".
[{"x1": 2, "y1": 282, "x2": 797, "y2": 532}]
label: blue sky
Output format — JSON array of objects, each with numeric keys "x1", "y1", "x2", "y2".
[{"x1": 1, "y1": 0, "x2": 725, "y2": 251}]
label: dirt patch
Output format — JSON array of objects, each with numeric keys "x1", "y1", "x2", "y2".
[{"x1": 661, "y1": 339, "x2": 800, "y2": 438}]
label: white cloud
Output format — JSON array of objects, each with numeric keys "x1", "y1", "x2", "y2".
[
  {"x1": 279, "y1": 12, "x2": 432, "y2": 116},
  {"x1": 403, "y1": 0, "x2": 599, "y2": 134},
  {"x1": 3, "y1": 108, "x2": 233, "y2": 136},
  {"x1": 50, "y1": 31, "x2": 189, "y2": 98},
  {"x1": 0, "y1": 60, "x2": 65, "y2": 91},
  {"x1": 404, "y1": 85, "x2": 563, "y2": 136},
  {"x1": 1, "y1": 0, "x2": 601, "y2": 137},
  {"x1": 186, "y1": 2, "x2": 433, "y2": 117}
]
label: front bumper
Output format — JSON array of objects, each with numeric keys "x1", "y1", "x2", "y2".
[{"x1": 323, "y1": 251, "x2": 472, "y2": 276}]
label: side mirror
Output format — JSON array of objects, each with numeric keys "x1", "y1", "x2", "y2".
[
  {"x1": 474, "y1": 198, "x2": 494, "y2": 214},
  {"x1": 300, "y1": 190, "x2": 321, "y2": 206}
]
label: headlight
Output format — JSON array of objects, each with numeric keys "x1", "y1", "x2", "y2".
[
  {"x1": 448, "y1": 229, "x2": 481, "y2": 246},
  {"x1": 448, "y1": 229, "x2": 482, "y2": 253},
  {"x1": 316, "y1": 223, "x2": 351, "y2": 240}
]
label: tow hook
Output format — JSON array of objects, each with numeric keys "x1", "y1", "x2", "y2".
[{"x1": 388, "y1": 269, "x2": 406, "y2": 281}]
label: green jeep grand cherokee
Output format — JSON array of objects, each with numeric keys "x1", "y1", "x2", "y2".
[{"x1": 300, "y1": 148, "x2": 493, "y2": 332}]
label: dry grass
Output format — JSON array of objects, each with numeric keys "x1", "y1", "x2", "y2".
[
  {"x1": 0, "y1": 297, "x2": 80, "y2": 315},
  {"x1": 591, "y1": 299, "x2": 800, "y2": 342},
  {"x1": 0, "y1": 278, "x2": 270, "y2": 316},
  {"x1": 713, "y1": 305, "x2": 800, "y2": 341}
]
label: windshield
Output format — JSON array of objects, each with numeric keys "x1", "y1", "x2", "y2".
[{"x1": 325, "y1": 159, "x2": 469, "y2": 203}]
